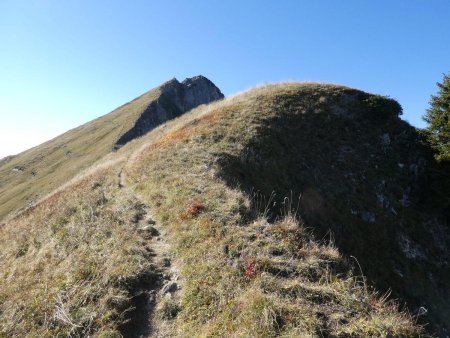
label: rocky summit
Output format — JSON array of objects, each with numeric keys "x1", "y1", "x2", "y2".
[{"x1": 114, "y1": 76, "x2": 224, "y2": 149}]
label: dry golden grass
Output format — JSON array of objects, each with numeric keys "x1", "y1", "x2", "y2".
[
  {"x1": 0, "y1": 82, "x2": 426, "y2": 337},
  {"x1": 0, "y1": 160, "x2": 157, "y2": 337},
  {"x1": 124, "y1": 82, "x2": 424, "y2": 337},
  {"x1": 0, "y1": 84, "x2": 163, "y2": 222}
]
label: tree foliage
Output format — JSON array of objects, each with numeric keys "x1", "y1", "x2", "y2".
[{"x1": 423, "y1": 73, "x2": 450, "y2": 161}]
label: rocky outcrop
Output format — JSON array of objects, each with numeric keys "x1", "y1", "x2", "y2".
[{"x1": 113, "y1": 76, "x2": 223, "y2": 150}]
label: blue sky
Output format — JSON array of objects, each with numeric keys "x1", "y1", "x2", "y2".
[{"x1": 1, "y1": 1, "x2": 449, "y2": 158}]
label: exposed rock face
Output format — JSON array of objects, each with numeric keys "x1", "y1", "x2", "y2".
[
  {"x1": 113, "y1": 76, "x2": 223, "y2": 149},
  {"x1": 12, "y1": 165, "x2": 25, "y2": 173}
]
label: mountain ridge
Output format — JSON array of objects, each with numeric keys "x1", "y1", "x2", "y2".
[
  {"x1": 0, "y1": 75, "x2": 223, "y2": 222},
  {"x1": 0, "y1": 79, "x2": 448, "y2": 337}
]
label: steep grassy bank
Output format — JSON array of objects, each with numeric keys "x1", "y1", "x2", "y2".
[
  {"x1": 205, "y1": 84, "x2": 449, "y2": 334},
  {"x1": 126, "y1": 83, "x2": 426, "y2": 336},
  {"x1": 0, "y1": 155, "x2": 171, "y2": 337},
  {"x1": 1, "y1": 82, "x2": 437, "y2": 336}
]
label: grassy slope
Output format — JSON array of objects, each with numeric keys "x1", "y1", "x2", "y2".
[
  {"x1": 0, "y1": 86, "x2": 161, "y2": 222},
  {"x1": 193, "y1": 85, "x2": 449, "y2": 333},
  {"x1": 0, "y1": 83, "x2": 425, "y2": 337},
  {"x1": 126, "y1": 83, "x2": 423, "y2": 337},
  {"x1": 0, "y1": 157, "x2": 158, "y2": 337}
]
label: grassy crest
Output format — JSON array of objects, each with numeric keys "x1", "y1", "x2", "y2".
[
  {"x1": 0, "y1": 83, "x2": 429, "y2": 337},
  {"x1": 126, "y1": 83, "x2": 423, "y2": 336}
]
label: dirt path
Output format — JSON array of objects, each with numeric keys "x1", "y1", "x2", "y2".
[{"x1": 118, "y1": 168, "x2": 182, "y2": 338}]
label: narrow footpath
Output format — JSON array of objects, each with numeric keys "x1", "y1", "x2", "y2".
[{"x1": 118, "y1": 168, "x2": 182, "y2": 338}]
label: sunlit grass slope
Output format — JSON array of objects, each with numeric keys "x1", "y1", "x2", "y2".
[
  {"x1": 0, "y1": 157, "x2": 158, "y2": 337},
  {"x1": 0, "y1": 84, "x2": 162, "y2": 222},
  {"x1": 0, "y1": 82, "x2": 430, "y2": 337},
  {"x1": 125, "y1": 83, "x2": 425, "y2": 336}
]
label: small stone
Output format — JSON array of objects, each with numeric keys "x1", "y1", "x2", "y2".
[
  {"x1": 147, "y1": 293, "x2": 156, "y2": 303},
  {"x1": 361, "y1": 211, "x2": 376, "y2": 223},
  {"x1": 147, "y1": 218, "x2": 156, "y2": 225},
  {"x1": 161, "y1": 281, "x2": 178, "y2": 294},
  {"x1": 12, "y1": 165, "x2": 25, "y2": 172},
  {"x1": 376, "y1": 193, "x2": 385, "y2": 207},
  {"x1": 381, "y1": 133, "x2": 390, "y2": 145},
  {"x1": 398, "y1": 233, "x2": 426, "y2": 260},
  {"x1": 162, "y1": 258, "x2": 171, "y2": 267},
  {"x1": 417, "y1": 307, "x2": 428, "y2": 316},
  {"x1": 138, "y1": 225, "x2": 160, "y2": 237},
  {"x1": 394, "y1": 267, "x2": 404, "y2": 278},
  {"x1": 223, "y1": 245, "x2": 229, "y2": 255}
]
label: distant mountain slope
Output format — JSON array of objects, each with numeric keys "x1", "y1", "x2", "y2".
[{"x1": 0, "y1": 76, "x2": 223, "y2": 221}]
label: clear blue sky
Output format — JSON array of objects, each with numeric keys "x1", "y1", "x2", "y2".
[{"x1": 1, "y1": 1, "x2": 449, "y2": 158}]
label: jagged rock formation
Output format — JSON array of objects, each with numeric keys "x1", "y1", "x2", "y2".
[{"x1": 113, "y1": 76, "x2": 224, "y2": 150}]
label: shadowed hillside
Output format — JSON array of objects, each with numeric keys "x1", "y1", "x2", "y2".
[
  {"x1": 2, "y1": 81, "x2": 447, "y2": 337},
  {"x1": 126, "y1": 83, "x2": 449, "y2": 336}
]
